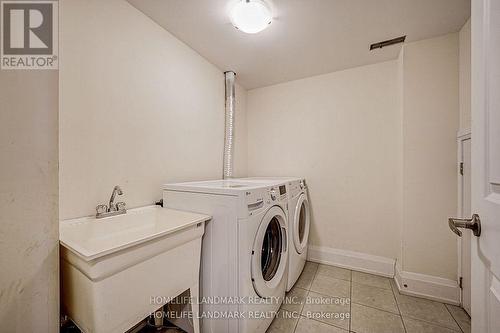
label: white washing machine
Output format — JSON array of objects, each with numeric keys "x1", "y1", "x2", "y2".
[
  {"x1": 163, "y1": 180, "x2": 289, "y2": 333},
  {"x1": 235, "y1": 177, "x2": 310, "y2": 292}
]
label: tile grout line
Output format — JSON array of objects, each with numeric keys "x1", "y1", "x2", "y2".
[
  {"x1": 309, "y1": 267, "x2": 352, "y2": 304},
  {"x1": 306, "y1": 289, "x2": 349, "y2": 300},
  {"x1": 315, "y1": 265, "x2": 352, "y2": 282},
  {"x1": 444, "y1": 304, "x2": 466, "y2": 333},
  {"x1": 312, "y1": 265, "x2": 353, "y2": 331},
  {"x1": 403, "y1": 314, "x2": 465, "y2": 332},
  {"x1": 307, "y1": 263, "x2": 464, "y2": 333},
  {"x1": 293, "y1": 263, "x2": 320, "y2": 333},
  {"x1": 298, "y1": 263, "x2": 351, "y2": 332},
  {"x1": 390, "y1": 278, "x2": 408, "y2": 333},
  {"x1": 350, "y1": 301, "x2": 402, "y2": 317},
  {"x1": 310, "y1": 262, "x2": 320, "y2": 289},
  {"x1": 392, "y1": 282, "x2": 464, "y2": 332},
  {"x1": 291, "y1": 311, "x2": 300, "y2": 333},
  {"x1": 299, "y1": 291, "x2": 351, "y2": 333},
  {"x1": 351, "y1": 280, "x2": 393, "y2": 292},
  {"x1": 297, "y1": 311, "x2": 350, "y2": 332},
  {"x1": 291, "y1": 285, "x2": 310, "y2": 333}
]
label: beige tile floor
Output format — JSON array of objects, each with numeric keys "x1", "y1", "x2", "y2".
[{"x1": 267, "y1": 262, "x2": 471, "y2": 333}]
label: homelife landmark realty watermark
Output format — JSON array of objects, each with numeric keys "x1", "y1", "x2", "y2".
[{"x1": 1, "y1": 0, "x2": 58, "y2": 69}]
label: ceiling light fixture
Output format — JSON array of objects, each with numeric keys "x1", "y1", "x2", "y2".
[{"x1": 229, "y1": 0, "x2": 272, "y2": 34}]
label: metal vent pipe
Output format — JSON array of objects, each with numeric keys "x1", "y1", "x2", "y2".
[{"x1": 223, "y1": 71, "x2": 236, "y2": 179}]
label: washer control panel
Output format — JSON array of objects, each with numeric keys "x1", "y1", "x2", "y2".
[
  {"x1": 245, "y1": 185, "x2": 288, "y2": 214},
  {"x1": 270, "y1": 185, "x2": 287, "y2": 202}
]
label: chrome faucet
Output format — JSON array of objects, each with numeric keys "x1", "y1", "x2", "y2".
[
  {"x1": 109, "y1": 185, "x2": 123, "y2": 211},
  {"x1": 96, "y1": 185, "x2": 127, "y2": 219}
]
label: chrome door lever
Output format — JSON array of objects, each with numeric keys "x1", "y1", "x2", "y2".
[{"x1": 448, "y1": 214, "x2": 481, "y2": 237}]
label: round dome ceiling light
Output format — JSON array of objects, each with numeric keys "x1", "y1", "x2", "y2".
[{"x1": 229, "y1": 0, "x2": 272, "y2": 34}]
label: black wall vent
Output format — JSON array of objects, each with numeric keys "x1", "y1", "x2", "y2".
[{"x1": 370, "y1": 36, "x2": 406, "y2": 50}]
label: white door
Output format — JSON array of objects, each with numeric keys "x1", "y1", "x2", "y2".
[{"x1": 470, "y1": 0, "x2": 500, "y2": 331}]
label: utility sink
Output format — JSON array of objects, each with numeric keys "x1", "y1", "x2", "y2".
[{"x1": 60, "y1": 205, "x2": 210, "y2": 333}]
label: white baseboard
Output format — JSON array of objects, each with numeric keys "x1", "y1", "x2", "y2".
[
  {"x1": 307, "y1": 245, "x2": 460, "y2": 305},
  {"x1": 307, "y1": 245, "x2": 395, "y2": 277},
  {"x1": 394, "y1": 266, "x2": 460, "y2": 305}
]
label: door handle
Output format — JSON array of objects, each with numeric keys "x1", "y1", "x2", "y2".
[{"x1": 448, "y1": 214, "x2": 481, "y2": 237}]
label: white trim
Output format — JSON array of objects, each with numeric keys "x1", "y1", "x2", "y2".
[
  {"x1": 456, "y1": 131, "x2": 472, "y2": 313},
  {"x1": 457, "y1": 128, "x2": 471, "y2": 139},
  {"x1": 394, "y1": 266, "x2": 461, "y2": 305},
  {"x1": 307, "y1": 245, "x2": 395, "y2": 277},
  {"x1": 308, "y1": 245, "x2": 461, "y2": 304}
]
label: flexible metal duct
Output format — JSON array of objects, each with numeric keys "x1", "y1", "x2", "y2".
[{"x1": 223, "y1": 71, "x2": 236, "y2": 179}]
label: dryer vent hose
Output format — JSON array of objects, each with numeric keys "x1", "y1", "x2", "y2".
[{"x1": 223, "y1": 71, "x2": 236, "y2": 179}]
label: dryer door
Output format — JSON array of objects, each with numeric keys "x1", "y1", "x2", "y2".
[
  {"x1": 293, "y1": 193, "x2": 310, "y2": 254},
  {"x1": 251, "y1": 206, "x2": 288, "y2": 298}
]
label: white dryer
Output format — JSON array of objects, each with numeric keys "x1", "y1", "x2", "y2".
[
  {"x1": 163, "y1": 180, "x2": 289, "y2": 333},
  {"x1": 235, "y1": 177, "x2": 310, "y2": 292}
]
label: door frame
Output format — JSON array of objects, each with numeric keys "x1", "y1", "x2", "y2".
[{"x1": 456, "y1": 128, "x2": 471, "y2": 312}]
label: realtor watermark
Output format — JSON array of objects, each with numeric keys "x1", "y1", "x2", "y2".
[
  {"x1": 1, "y1": 0, "x2": 58, "y2": 69},
  {"x1": 150, "y1": 295, "x2": 351, "y2": 306}
]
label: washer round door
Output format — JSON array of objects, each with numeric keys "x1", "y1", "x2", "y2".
[
  {"x1": 293, "y1": 193, "x2": 310, "y2": 254},
  {"x1": 251, "y1": 205, "x2": 288, "y2": 298}
]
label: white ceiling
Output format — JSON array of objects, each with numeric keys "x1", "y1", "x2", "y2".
[{"x1": 128, "y1": 0, "x2": 470, "y2": 89}]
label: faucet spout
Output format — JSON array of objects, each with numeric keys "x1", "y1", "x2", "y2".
[
  {"x1": 108, "y1": 185, "x2": 123, "y2": 212},
  {"x1": 96, "y1": 185, "x2": 126, "y2": 219}
]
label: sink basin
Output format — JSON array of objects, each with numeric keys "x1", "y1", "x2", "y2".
[
  {"x1": 60, "y1": 205, "x2": 209, "y2": 260},
  {"x1": 60, "y1": 205, "x2": 210, "y2": 333}
]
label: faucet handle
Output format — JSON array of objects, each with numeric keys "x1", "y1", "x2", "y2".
[
  {"x1": 96, "y1": 204, "x2": 108, "y2": 215},
  {"x1": 116, "y1": 202, "x2": 126, "y2": 212}
]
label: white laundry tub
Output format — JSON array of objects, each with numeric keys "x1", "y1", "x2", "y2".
[{"x1": 60, "y1": 206, "x2": 210, "y2": 333}]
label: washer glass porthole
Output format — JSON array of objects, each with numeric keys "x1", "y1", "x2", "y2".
[
  {"x1": 261, "y1": 217, "x2": 282, "y2": 281},
  {"x1": 298, "y1": 202, "x2": 306, "y2": 242}
]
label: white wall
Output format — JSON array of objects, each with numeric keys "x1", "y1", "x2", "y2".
[
  {"x1": 247, "y1": 33, "x2": 461, "y2": 283},
  {"x1": 247, "y1": 60, "x2": 402, "y2": 259},
  {"x1": 0, "y1": 71, "x2": 59, "y2": 331},
  {"x1": 401, "y1": 33, "x2": 459, "y2": 280},
  {"x1": 58, "y1": 0, "x2": 463, "y2": 293},
  {"x1": 59, "y1": 0, "x2": 247, "y2": 220},
  {"x1": 459, "y1": 19, "x2": 471, "y2": 131}
]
